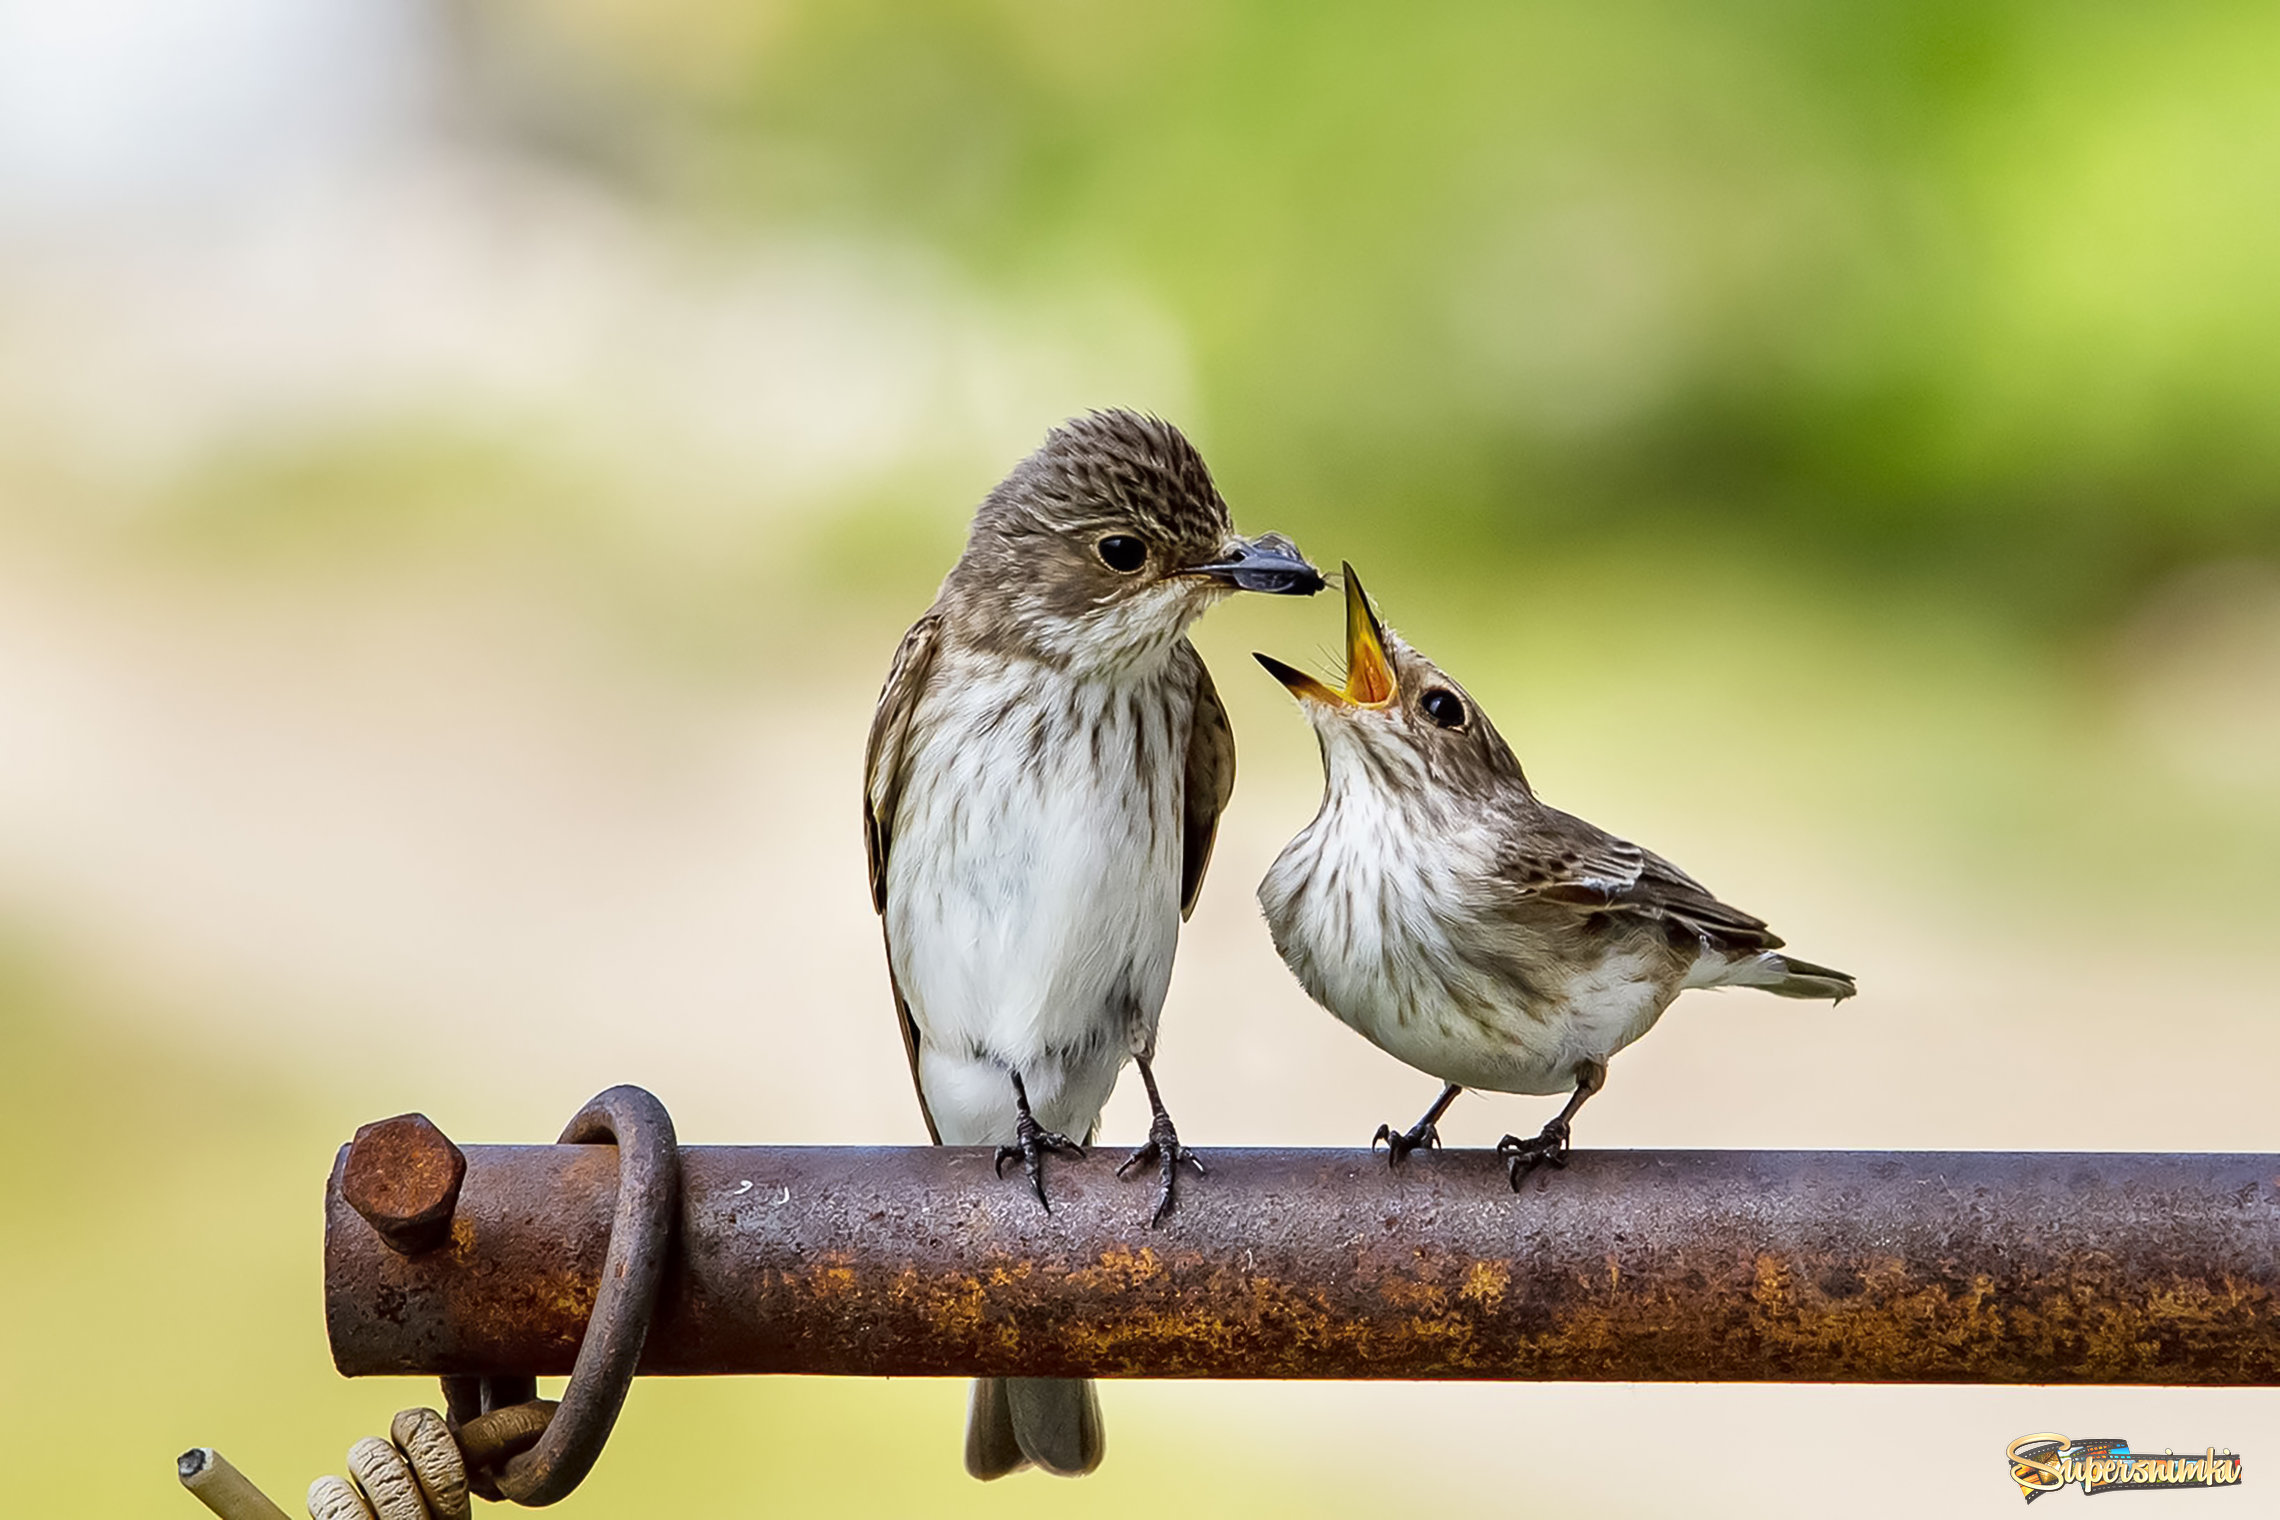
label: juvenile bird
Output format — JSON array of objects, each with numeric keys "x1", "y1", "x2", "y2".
[
  {"x1": 865, "y1": 410, "x2": 1321, "y2": 1479},
  {"x1": 1255, "y1": 567, "x2": 1853, "y2": 1187}
]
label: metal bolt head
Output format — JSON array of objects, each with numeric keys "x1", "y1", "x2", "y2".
[{"x1": 343, "y1": 1112, "x2": 466, "y2": 1255}]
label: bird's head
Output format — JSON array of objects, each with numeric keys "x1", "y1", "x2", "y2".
[
  {"x1": 944, "y1": 410, "x2": 1322, "y2": 669},
  {"x1": 1255, "y1": 564, "x2": 1528, "y2": 800}
]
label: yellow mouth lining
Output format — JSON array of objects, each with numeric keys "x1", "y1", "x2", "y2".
[
  {"x1": 1339, "y1": 565, "x2": 1395, "y2": 706},
  {"x1": 1257, "y1": 564, "x2": 1395, "y2": 710}
]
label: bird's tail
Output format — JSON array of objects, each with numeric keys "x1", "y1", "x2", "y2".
[
  {"x1": 1715, "y1": 952, "x2": 1857, "y2": 1003},
  {"x1": 965, "y1": 1377, "x2": 1104, "y2": 1480}
]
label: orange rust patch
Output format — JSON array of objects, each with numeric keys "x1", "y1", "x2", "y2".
[
  {"x1": 1066, "y1": 1245, "x2": 1165, "y2": 1292},
  {"x1": 1379, "y1": 1276, "x2": 1448, "y2": 1311},
  {"x1": 1460, "y1": 1261, "x2": 1511, "y2": 1308}
]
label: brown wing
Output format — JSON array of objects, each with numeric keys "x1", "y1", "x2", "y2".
[
  {"x1": 862, "y1": 613, "x2": 944, "y2": 1141},
  {"x1": 1176, "y1": 644, "x2": 1236, "y2": 921},
  {"x1": 865, "y1": 612, "x2": 941, "y2": 913},
  {"x1": 1499, "y1": 804, "x2": 1784, "y2": 954}
]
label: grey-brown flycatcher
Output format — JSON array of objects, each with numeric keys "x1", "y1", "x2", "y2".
[
  {"x1": 864, "y1": 410, "x2": 1321, "y2": 1479},
  {"x1": 1256, "y1": 566, "x2": 1853, "y2": 1186}
]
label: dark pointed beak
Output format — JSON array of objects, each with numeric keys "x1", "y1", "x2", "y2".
[
  {"x1": 1253, "y1": 651, "x2": 1343, "y2": 706},
  {"x1": 1190, "y1": 532, "x2": 1325, "y2": 596}
]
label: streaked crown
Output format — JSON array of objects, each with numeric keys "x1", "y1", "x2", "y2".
[{"x1": 940, "y1": 411, "x2": 1253, "y2": 665}]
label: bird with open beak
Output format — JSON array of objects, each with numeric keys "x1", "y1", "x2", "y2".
[
  {"x1": 1255, "y1": 566, "x2": 1854, "y2": 1186},
  {"x1": 865, "y1": 410, "x2": 1322, "y2": 1479}
]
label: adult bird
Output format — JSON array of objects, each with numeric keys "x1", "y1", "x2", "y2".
[
  {"x1": 864, "y1": 410, "x2": 1322, "y2": 1478},
  {"x1": 1256, "y1": 566, "x2": 1853, "y2": 1187}
]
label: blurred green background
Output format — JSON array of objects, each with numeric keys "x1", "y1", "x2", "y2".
[{"x1": 3, "y1": 2, "x2": 2276, "y2": 1515}]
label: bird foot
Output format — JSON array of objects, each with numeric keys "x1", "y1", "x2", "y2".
[
  {"x1": 1371, "y1": 1119, "x2": 1441, "y2": 1168},
  {"x1": 1117, "y1": 1111, "x2": 1206, "y2": 1227},
  {"x1": 995, "y1": 1114, "x2": 1085, "y2": 1211},
  {"x1": 1496, "y1": 1118, "x2": 1572, "y2": 1189}
]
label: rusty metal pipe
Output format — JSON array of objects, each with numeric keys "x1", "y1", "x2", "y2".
[{"x1": 326, "y1": 1145, "x2": 2280, "y2": 1386}]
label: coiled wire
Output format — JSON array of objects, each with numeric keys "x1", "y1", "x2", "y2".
[{"x1": 181, "y1": 1404, "x2": 556, "y2": 1520}]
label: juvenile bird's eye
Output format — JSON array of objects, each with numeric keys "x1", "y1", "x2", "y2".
[
  {"x1": 1420, "y1": 688, "x2": 1466, "y2": 729},
  {"x1": 1096, "y1": 535, "x2": 1147, "y2": 573}
]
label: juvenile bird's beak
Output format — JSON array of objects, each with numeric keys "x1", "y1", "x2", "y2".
[
  {"x1": 1255, "y1": 562, "x2": 1397, "y2": 708},
  {"x1": 1190, "y1": 532, "x2": 1326, "y2": 596}
]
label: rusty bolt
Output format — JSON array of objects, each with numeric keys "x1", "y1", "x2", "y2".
[{"x1": 342, "y1": 1113, "x2": 466, "y2": 1255}]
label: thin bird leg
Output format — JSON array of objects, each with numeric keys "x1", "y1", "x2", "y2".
[
  {"x1": 1116, "y1": 1057, "x2": 1206, "y2": 1227},
  {"x1": 1497, "y1": 1060, "x2": 1607, "y2": 1190},
  {"x1": 993, "y1": 1069, "x2": 1085, "y2": 1211},
  {"x1": 1373, "y1": 1082, "x2": 1463, "y2": 1168}
]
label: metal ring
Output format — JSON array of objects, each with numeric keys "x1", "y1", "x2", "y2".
[{"x1": 491, "y1": 1085, "x2": 679, "y2": 1506}]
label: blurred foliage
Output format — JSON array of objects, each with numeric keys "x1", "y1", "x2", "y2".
[
  {"x1": 501, "y1": 0, "x2": 2280, "y2": 629},
  {"x1": 161, "y1": 423, "x2": 598, "y2": 564},
  {"x1": 4, "y1": 14, "x2": 2275, "y2": 1513}
]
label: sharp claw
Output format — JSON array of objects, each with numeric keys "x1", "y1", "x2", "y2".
[
  {"x1": 1122, "y1": 1117, "x2": 1199, "y2": 1228},
  {"x1": 997, "y1": 1102, "x2": 1082, "y2": 1211},
  {"x1": 1376, "y1": 1119, "x2": 1441, "y2": 1168},
  {"x1": 1496, "y1": 1120, "x2": 1574, "y2": 1189}
]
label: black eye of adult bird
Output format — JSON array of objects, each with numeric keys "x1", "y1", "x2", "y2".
[
  {"x1": 1420, "y1": 688, "x2": 1465, "y2": 728},
  {"x1": 1097, "y1": 535, "x2": 1147, "y2": 572}
]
